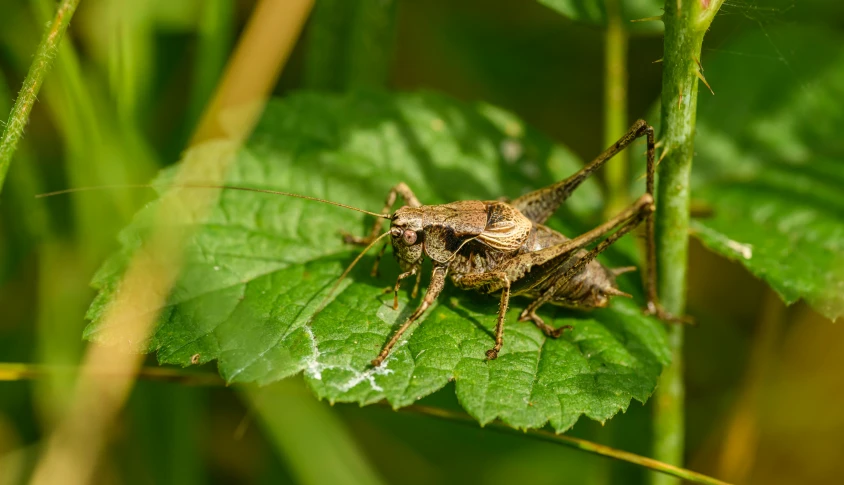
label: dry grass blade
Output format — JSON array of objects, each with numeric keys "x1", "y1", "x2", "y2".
[{"x1": 27, "y1": 1, "x2": 314, "y2": 484}]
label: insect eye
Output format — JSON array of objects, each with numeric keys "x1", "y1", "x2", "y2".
[
  {"x1": 402, "y1": 230, "x2": 417, "y2": 245},
  {"x1": 390, "y1": 227, "x2": 402, "y2": 238}
]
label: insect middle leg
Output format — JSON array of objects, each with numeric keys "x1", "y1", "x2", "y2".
[
  {"x1": 450, "y1": 272, "x2": 511, "y2": 360},
  {"x1": 387, "y1": 265, "x2": 420, "y2": 310}
]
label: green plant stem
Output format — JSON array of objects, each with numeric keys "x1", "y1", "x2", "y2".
[
  {"x1": 304, "y1": 0, "x2": 398, "y2": 91},
  {"x1": 108, "y1": 3, "x2": 151, "y2": 126},
  {"x1": 185, "y1": 0, "x2": 234, "y2": 138},
  {"x1": 0, "y1": 0, "x2": 80, "y2": 193},
  {"x1": 399, "y1": 404, "x2": 732, "y2": 485},
  {"x1": 651, "y1": 1, "x2": 723, "y2": 484},
  {"x1": 302, "y1": 0, "x2": 352, "y2": 91},
  {"x1": 603, "y1": 0, "x2": 629, "y2": 218},
  {"x1": 0, "y1": 363, "x2": 225, "y2": 386},
  {"x1": 346, "y1": 0, "x2": 398, "y2": 89}
]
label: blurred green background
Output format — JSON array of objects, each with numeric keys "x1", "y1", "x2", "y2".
[{"x1": 1, "y1": 1, "x2": 843, "y2": 484}]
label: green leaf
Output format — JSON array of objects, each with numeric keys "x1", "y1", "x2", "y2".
[
  {"x1": 538, "y1": 0, "x2": 663, "y2": 33},
  {"x1": 85, "y1": 91, "x2": 670, "y2": 432},
  {"x1": 691, "y1": 26, "x2": 844, "y2": 321}
]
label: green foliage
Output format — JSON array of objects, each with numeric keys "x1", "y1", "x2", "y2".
[
  {"x1": 538, "y1": 0, "x2": 663, "y2": 33},
  {"x1": 4, "y1": 0, "x2": 844, "y2": 482},
  {"x1": 305, "y1": 0, "x2": 397, "y2": 91},
  {"x1": 85, "y1": 91, "x2": 670, "y2": 432},
  {"x1": 244, "y1": 381, "x2": 386, "y2": 485},
  {"x1": 691, "y1": 26, "x2": 844, "y2": 321}
]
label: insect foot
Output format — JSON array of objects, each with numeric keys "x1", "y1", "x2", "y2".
[
  {"x1": 518, "y1": 309, "x2": 573, "y2": 338},
  {"x1": 547, "y1": 325, "x2": 574, "y2": 338},
  {"x1": 485, "y1": 348, "x2": 499, "y2": 360},
  {"x1": 646, "y1": 302, "x2": 697, "y2": 326}
]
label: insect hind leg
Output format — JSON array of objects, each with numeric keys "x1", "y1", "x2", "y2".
[
  {"x1": 517, "y1": 194, "x2": 654, "y2": 331},
  {"x1": 511, "y1": 120, "x2": 652, "y2": 225}
]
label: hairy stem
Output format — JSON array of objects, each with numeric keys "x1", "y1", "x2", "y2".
[
  {"x1": 603, "y1": 0, "x2": 630, "y2": 218},
  {"x1": 651, "y1": 1, "x2": 722, "y2": 484},
  {"x1": 0, "y1": 0, "x2": 80, "y2": 193}
]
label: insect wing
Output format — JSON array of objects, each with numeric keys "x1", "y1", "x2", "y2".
[{"x1": 475, "y1": 202, "x2": 532, "y2": 252}]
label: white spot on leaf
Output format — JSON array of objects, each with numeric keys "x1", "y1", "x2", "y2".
[
  {"x1": 692, "y1": 223, "x2": 753, "y2": 260},
  {"x1": 302, "y1": 325, "x2": 322, "y2": 380},
  {"x1": 726, "y1": 239, "x2": 753, "y2": 260},
  {"x1": 302, "y1": 322, "x2": 394, "y2": 393}
]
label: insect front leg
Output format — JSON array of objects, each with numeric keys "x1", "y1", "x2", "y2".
[
  {"x1": 451, "y1": 272, "x2": 511, "y2": 360},
  {"x1": 342, "y1": 182, "x2": 423, "y2": 276},
  {"x1": 388, "y1": 265, "x2": 420, "y2": 310},
  {"x1": 410, "y1": 269, "x2": 423, "y2": 299},
  {"x1": 518, "y1": 194, "x2": 654, "y2": 329},
  {"x1": 343, "y1": 182, "x2": 422, "y2": 245},
  {"x1": 372, "y1": 265, "x2": 447, "y2": 367}
]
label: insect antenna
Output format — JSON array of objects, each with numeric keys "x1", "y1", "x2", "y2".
[
  {"x1": 38, "y1": 183, "x2": 394, "y2": 312},
  {"x1": 35, "y1": 183, "x2": 391, "y2": 219},
  {"x1": 317, "y1": 229, "x2": 393, "y2": 311}
]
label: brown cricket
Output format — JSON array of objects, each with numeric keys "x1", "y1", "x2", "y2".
[
  {"x1": 39, "y1": 120, "x2": 679, "y2": 368},
  {"x1": 343, "y1": 119, "x2": 676, "y2": 366}
]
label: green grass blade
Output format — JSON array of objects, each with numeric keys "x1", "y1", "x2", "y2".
[{"x1": 0, "y1": 0, "x2": 81, "y2": 193}]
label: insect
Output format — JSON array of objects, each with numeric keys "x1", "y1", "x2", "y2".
[
  {"x1": 41, "y1": 120, "x2": 678, "y2": 368},
  {"x1": 341, "y1": 119, "x2": 676, "y2": 366}
]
